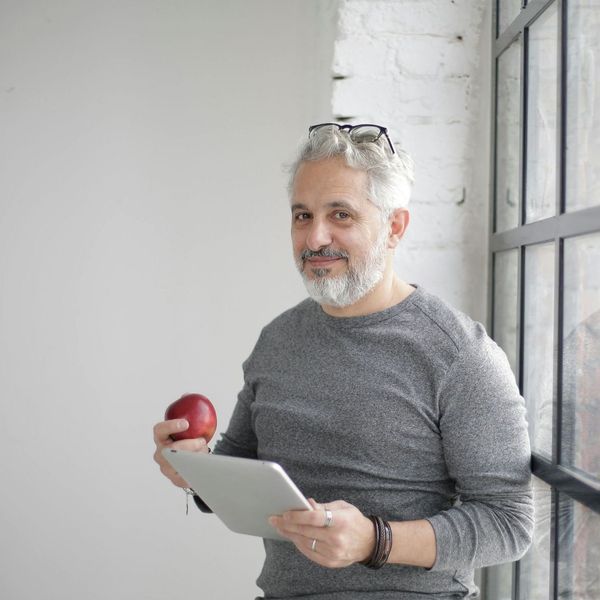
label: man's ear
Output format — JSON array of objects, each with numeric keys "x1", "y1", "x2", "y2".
[{"x1": 387, "y1": 208, "x2": 410, "y2": 249}]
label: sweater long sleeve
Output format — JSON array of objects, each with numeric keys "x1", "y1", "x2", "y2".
[{"x1": 425, "y1": 338, "x2": 533, "y2": 570}]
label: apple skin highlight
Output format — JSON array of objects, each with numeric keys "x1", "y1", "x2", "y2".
[{"x1": 165, "y1": 393, "x2": 217, "y2": 442}]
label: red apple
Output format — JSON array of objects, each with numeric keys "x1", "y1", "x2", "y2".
[{"x1": 165, "y1": 393, "x2": 217, "y2": 442}]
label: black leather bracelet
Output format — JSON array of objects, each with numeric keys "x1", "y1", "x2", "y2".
[{"x1": 361, "y1": 515, "x2": 393, "y2": 569}]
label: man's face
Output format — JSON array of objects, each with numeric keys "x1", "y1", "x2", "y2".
[{"x1": 290, "y1": 157, "x2": 390, "y2": 308}]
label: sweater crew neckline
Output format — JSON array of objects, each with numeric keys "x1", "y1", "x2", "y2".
[{"x1": 311, "y1": 285, "x2": 423, "y2": 329}]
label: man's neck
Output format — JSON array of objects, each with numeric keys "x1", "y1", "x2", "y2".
[{"x1": 320, "y1": 273, "x2": 415, "y2": 318}]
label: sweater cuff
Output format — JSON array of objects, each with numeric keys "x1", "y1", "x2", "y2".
[{"x1": 424, "y1": 514, "x2": 456, "y2": 571}]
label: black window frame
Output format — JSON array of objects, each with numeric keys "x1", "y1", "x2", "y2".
[{"x1": 487, "y1": 0, "x2": 600, "y2": 598}]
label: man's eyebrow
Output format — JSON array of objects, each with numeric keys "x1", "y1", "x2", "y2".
[
  {"x1": 290, "y1": 201, "x2": 357, "y2": 212},
  {"x1": 327, "y1": 200, "x2": 357, "y2": 211}
]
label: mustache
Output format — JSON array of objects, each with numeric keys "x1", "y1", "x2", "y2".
[{"x1": 300, "y1": 247, "x2": 349, "y2": 261}]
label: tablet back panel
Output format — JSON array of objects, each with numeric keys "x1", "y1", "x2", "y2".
[{"x1": 162, "y1": 449, "x2": 311, "y2": 540}]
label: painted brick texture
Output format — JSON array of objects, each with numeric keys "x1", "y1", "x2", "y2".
[{"x1": 332, "y1": 0, "x2": 491, "y2": 321}]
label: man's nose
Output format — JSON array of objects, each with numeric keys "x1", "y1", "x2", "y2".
[{"x1": 305, "y1": 219, "x2": 333, "y2": 251}]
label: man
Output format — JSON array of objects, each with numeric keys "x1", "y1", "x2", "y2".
[{"x1": 153, "y1": 123, "x2": 534, "y2": 599}]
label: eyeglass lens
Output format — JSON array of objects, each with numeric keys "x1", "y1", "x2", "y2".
[{"x1": 348, "y1": 125, "x2": 382, "y2": 143}]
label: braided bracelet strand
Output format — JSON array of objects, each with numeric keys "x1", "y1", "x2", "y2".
[{"x1": 360, "y1": 515, "x2": 393, "y2": 569}]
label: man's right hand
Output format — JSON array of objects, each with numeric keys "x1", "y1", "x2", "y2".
[{"x1": 153, "y1": 419, "x2": 210, "y2": 488}]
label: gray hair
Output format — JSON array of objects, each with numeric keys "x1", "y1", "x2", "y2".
[{"x1": 287, "y1": 125, "x2": 415, "y2": 217}]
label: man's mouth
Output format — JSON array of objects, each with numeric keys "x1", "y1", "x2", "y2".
[
  {"x1": 305, "y1": 256, "x2": 344, "y2": 268},
  {"x1": 300, "y1": 248, "x2": 348, "y2": 270}
]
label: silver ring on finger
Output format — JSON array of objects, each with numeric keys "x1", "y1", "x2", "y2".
[
  {"x1": 311, "y1": 538, "x2": 318, "y2": 552},
  {"x1": 324, "y1": 509, "x2": 333, "y2": 528}
]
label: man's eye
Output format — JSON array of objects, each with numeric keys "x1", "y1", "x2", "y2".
[
  {"x1": 294, "y1": 213, "x2": 310, "y2": 221},
  {"x1": 335, "y1": 211, "x2": 350, "y2": 220}
]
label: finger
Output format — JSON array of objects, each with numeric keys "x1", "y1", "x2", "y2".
[
  {"x1": 280, "y1": 506, "x2": 331, "y2": 528},
  {"x1": 171, "y1": 437, "x2": 210, "y2": 453},
  {"x1": 307, "y1": 499, "x2": 336, "y2": 528},
  {"x1": 153, "y1": 446, "x2": 179, "y2": 470},
  {"x1": 153, "y1": 437, "x2": 208, "y2": 472},
  {"x1": 269, "y1": 519, "x2": 349, "y2": 569},
  {"x1": 278, "y1": 521, "x2": 332, "y2": 542},
  {"x1": 269, "y1": 515, "x2": 323, "y2": 538},
  {"x1": 319, "y1": 499, "x2": 349, "y2": 511},
  {"x1": 153, "y1": 419, "x2": 189, "y2": 445},
  {"x1": 274, "y1": 527, "x2": 326, "y2": 554},
  {"x1": 269, "y1": 517, "x2": 292, "y2": 541},
  {"x1": 285, "y1": 532, "x2": 347, "y2": 569},
  {"x1": 304, "y1": 498, "x2": 349, "y2": 519},
  {"x1": 154, "y1": 443, "x2": 206, "y2": 479},
  {"x1": 271, "y1": 512, "x2": 340, "y2": 547},
  {"x1": 307, "y1": 498, "x2": 347, "y2": 511}
]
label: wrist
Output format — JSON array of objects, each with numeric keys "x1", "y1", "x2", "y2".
[
  {"x1": 360, "y1": 515, "x2": 393, "y2": 569},
  {"x1": 359, "y1": 515, "x2": 377, "y2": 563}
]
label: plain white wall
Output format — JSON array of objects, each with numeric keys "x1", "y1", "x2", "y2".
[{"x1": 0, "y1": 1, "x2": 338, "y2": 598}]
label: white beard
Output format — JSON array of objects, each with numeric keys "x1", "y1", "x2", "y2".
[{"x1": 297, "y1": 226, "x2": 389, "y2": 308}]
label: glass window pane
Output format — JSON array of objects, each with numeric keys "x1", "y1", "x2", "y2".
[
  {"x1": 523, "y1": 242, "x2": 555, "y2": 458},
  {"x1": 525, "y1": 3, "x2": 558, "y2": 224},
  {"x1": 498, "y1": 0, "x2": 522, "y2": 34},
  {"x1": 565, "y1": 0, "x2": 600, "y2": 213},
  {"x1": 485, "y1": 562, "x2": 513, "y2": 600},
  {"x1": 494, "y1": 249, "x2": 519, "y2": 375},
  {"x1": 519, "y1": 477, "x2": 552, "y2": 600},
  {"x1": 557, "y1": 494, "x2": 600, "y2": 600},
  {"x1": 562, "y1": 232, "x2": 600, "y2": 480},
  {"x1": 496, "y1": 39, "x2": 522, "y2": 232}
]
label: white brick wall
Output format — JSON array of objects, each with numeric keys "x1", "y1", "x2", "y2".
[{"x1": 332, "y1": 0, "x2": 492, "y2": 322}]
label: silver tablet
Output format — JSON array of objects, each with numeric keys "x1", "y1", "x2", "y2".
[{"x1": 162, "y1": 449, "x2": 312, "y2": 541}]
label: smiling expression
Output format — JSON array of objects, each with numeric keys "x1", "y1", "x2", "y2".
[{"x1": 290, "y1": 157, "x2": 391, "y2": 307}]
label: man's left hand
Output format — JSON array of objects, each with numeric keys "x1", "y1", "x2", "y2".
[{"x1": 269, "y1": 498, "x2": 375, "y2": 568}]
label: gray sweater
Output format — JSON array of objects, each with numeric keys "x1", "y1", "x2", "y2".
[{"x1": 213, "y1": 287, "x2": 534, "y2": 599}]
